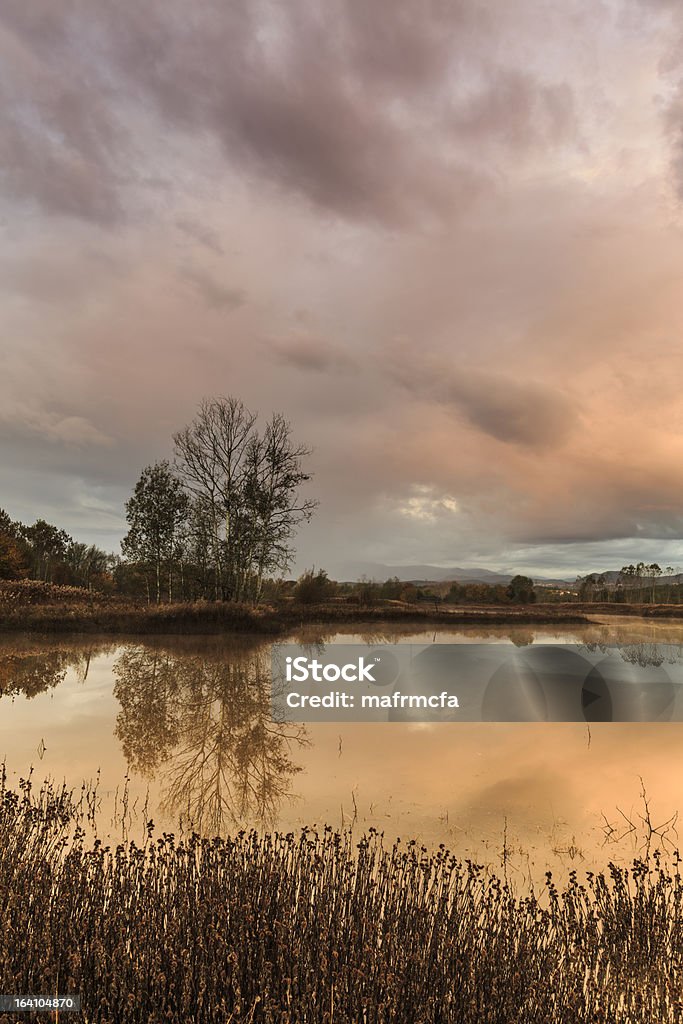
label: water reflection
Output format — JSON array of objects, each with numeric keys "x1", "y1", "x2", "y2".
[
  {"x1": 580, "y1": 639, "x2": 683, "y2": 667},
  {"x1": 3, "y1": 619, "x2": 683, "y2": 872},
  {"x1": 0, "y1": 641, "x2": 109, "y2": 699},
  {"x1": 112, "y1": 642, "x2": 309, "y2": 834}
]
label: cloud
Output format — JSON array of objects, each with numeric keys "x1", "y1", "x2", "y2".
[
  {"x1": 46, "y1": 416, "x2": 113, "y2": 447},
  {"x1": 175, "y1": 218, "x2": 225, "y2": 255},
  {"x1": 394, "y1": 485, "x2": 459, "y2": 522},
  {"x1": 445, "y1": 373, "x2": 574, "y2": 448},
  {"x1": 0, "y1": 0, "x2": 581, "y2": 225},
  {"x1": 390, "y1": 357, "x2": 576, "y2": 449},
  {"x1": 0, "y1": 406, "x2": 113, "y2": 448},
  {"x1": 2, "y1": 0, "x2": 683, "y2": 579},
  {"x1": 267, "y1": 335, "x2": 357, "y2": 373},
  {"x1": 627, "y1": 0, "x2": 683, "y2": 202},
  {"x1": 0, "y1": 9, "x2": 126, "y2": 222},
  {"x1": 460, "y1": 769, "x2": 571, "y2": 823},
  {"x1": 181, "y1": 268, "x2": 245, "y2": 311},
  {"x1": 448, "y1": 70, "x2": 576, "y2": 150}
]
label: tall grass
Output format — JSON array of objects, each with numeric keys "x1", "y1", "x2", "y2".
[
  {"x1": 0, "y1": 580, "x2": 594, "y2": 635},
  {"x1": 0, "y1": 599, "x2": 591, "y2": 637},
  {"x1": 1, "y1": 773, "x2": 682, "y2": 1022}
]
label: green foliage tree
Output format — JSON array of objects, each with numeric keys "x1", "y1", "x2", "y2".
[
  {"x1": 379, "y1": 576, "x2": 403, "y2": 600},
  {"x1": 506, "y1": 575, "x2": 536, "y2": 604},
  {"x1": 122, "y1": 461, "x2": 189, "y2": 604},
  {"x1": 446, "y1": 581, "x2": 509, "y2": 604},
  {"x1": 0, "y1": 530, "x2": 28, "y2": 580},
  {"x1": 19, "y1": 519, "x2": 70, "y2": 582},
  {"x1": 293, "y1": 568, "x2": 337, "y2": 604},
  {"x1": 63, "y1": 541, "x2": 111, "y2": 590},
  {"x1": 584, "y1": 572, "x2": 617, "y2": 602},
  {"x1": 0, "y1": 508, "x2": 113, "y2": 590},
  {"x1": 620, "y1": 563, "x2": 667, "y2": 604},
  {"x1": 0, "y1": 509, "x2": 15, "y2": 536}
]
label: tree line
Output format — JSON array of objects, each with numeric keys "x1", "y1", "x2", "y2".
[
  {"x1": 120, "y1": 397, "x2": 317, "y2": 604},
  {"x1": 289, "y1": 569, "x2": 537, "y2": 606},
  {"x1": 577, "y1": 563, "x2": 683, "y2": 603},
  {"x1": 0, "y1": 397, "x2": 317, "y2": 606},
  {"x1": 3, "y1": 395, "x2": 680, "y2": 608},
  {"x1": 0, "y1": 509, "x2": 111, "y2": 589}
]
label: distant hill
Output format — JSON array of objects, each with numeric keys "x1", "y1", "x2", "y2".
[
  {"x1": 326, "y1": 561, "x2": 683, "y2": 588},
  {"x1": 327, "y1": 563, "x2": 563, "y2": 585},
  {"x1": 328, "y1": 563, "x2": 509, "y2": 584},
  {"x1": 582, "y1": 570, "x2": 622, "y2": 585}
]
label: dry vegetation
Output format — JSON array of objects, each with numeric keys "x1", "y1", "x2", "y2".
[
  {"x1": 0, "y1": 580, "x2": 591, "y2": 634},
  {"x1": 0, "y1": 580, "x2": 115, "y2": 608},
  {"x1": 2, "y1": 773, "x2": 683, "y2": 1023}
]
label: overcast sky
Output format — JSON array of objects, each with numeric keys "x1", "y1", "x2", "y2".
[{"x1": 2, "y1": 0, "x2": 683, "y2": 578}]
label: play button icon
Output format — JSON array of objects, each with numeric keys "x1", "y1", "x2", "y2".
[{"x1": 581, "y1": 668, "x2": 613, "y2": 722}]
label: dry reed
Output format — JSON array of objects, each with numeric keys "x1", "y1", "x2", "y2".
[{"x1": 1, "y1": 771, "x2": 681, "y2": 1023}]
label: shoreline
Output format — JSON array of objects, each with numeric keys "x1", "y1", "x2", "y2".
[
  {"x1": 3, "y1": 581, "x2": 683, "y2": 636},
  {"x1": 0, "y1": 598, "x2": 647, "y2": 635}
]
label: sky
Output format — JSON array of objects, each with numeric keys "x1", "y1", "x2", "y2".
[{"x1": 2, "y1": 0, "x2": 683, "y2": 579}]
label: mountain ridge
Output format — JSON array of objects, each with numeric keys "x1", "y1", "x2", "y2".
[
  {"x1": 326, "y1": 562, "x2": 571, "y2": 585},
  {"x1": 324, "y1": 562, "x2": 683, "y2": 587}
]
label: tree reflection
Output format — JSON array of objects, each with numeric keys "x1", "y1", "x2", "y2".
[
  {"x1": 618, "y1": 642, "x2": 683, "y2": 667},
  {"x1": 112, "y1": 643, "x2": 308, "y2": 834},
  {"x1": 581, "y1": 639, "x2": 683, "y2": 666},
  {"x1": 0, "y1": 645, "x2": 98, "y2": 698}
]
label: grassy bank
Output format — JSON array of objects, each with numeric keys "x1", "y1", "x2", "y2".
[
  {"x1": 8, "y1": 581, "x2": 683, "y2": 636},
  {"x1": 0, "y1": 601, "x2": 594, "y2": 635},
  {"x1": 553, "y1": 600, "x2": 683, "y2": 619},
  {"x1": 1, "y1": 775, "x2": 682, "y2": 1023},
  {"x1": 0, "y1": 580, "x2": 594, "y2": 634}
]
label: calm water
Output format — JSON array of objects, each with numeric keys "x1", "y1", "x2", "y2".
[{"x1": 3, "y1": 617, "x2": 683, "y2": 878}]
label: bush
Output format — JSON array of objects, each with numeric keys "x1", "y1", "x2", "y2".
[
  {"x1": 292, "y1": 569, "x2": 337, "y2": 604},
  {"x1": 506, "y1": 575, "x2": 537, "y2": 604}
]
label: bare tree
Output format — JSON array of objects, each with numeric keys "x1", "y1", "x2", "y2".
[
  {"x1": 665, "y1": 566, "x2": 676, "y2": 603},
  {"x1": 173, "y1": 397, "x2": 317, "y2": 602},
  {"x1": 647, "y1": 562, "x2": 662, "y2": 604}
]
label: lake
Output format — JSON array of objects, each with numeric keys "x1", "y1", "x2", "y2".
[{"x1": 2, "y1": 616, "x2": 683, "y2": 881}]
